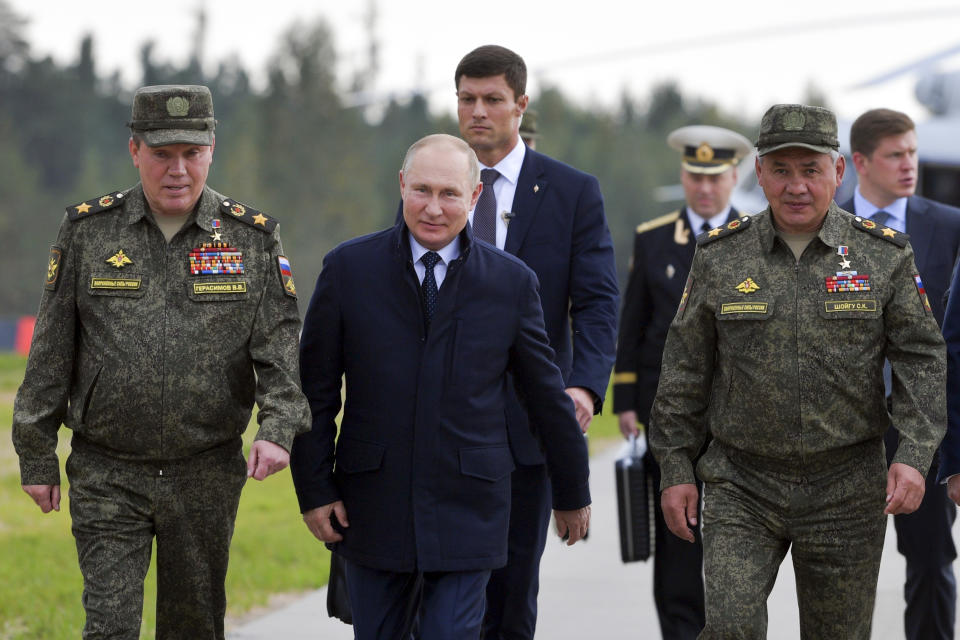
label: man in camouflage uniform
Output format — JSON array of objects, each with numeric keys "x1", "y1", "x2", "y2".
[
  {"x1": 649, "y1": 103, "x2": 946, "y2": 639},
  {"x1": 12, "y1": 85, "x2": 310, "y2": 640}
]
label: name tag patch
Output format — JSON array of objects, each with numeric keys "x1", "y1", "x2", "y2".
[
  {"x1": 720, "y1": 302, "x2": 768, "y2": 314},
  {"x1": 91, "y1": 277, "x2": 141, "y2": 290},
  {"x1": 824, "y1": 300, "x2": 877, "y2": 313},
  {"x1": 193, "y1": 281, "x2": 247, "y2": 294}
]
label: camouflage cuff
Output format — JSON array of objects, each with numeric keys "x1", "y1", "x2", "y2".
[
  {"x1": 657, "y1": 456, "x2": 697, "y2": 491},
  {"x1": 253, "y1": 422, "x2": 294, "y2": 453},
  {"x1": 892, "y1": 444, "x2": 932, "y2": 478},
  {"x1": 19, "y1": 456, "x2": 61, "y2": 487}
]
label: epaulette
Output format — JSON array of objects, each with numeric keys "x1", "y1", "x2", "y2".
[
  {"x1": 636, "y1": 210, "x2": 680, "y2": 234},
  {"x1": 697, "y1": 215, "x2": 752, "y2": 246},
  {"x1": 219, "y1": 198, "x2": 278, "y2": 233},
  {"x1": 851, "y1": 216, "x2": 909, "y2": 248},
  {"x1": 66, "y1": 190, "x2": 126, "y2": 221}
]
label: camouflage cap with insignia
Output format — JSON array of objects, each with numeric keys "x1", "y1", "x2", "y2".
[
  {"x1": 756, "y1": 104, "x2": 839, "y2": 157},
  {"x1": 520, "y1": 109, "x2": 539, "y2": 141},
  {"x1": 127, "y1": 85, "x2": 216, "y2": 147},
  {"x1": 667, "y1": 125, "x2": 752, "y2": 174}
]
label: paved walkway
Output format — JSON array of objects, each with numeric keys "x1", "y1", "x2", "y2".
[{"x1": 228, "y1": 444, "x2": 959, "y2": 639}]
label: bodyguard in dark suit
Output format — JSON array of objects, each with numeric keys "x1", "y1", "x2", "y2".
[
  {"x1": 613, "y1": 125, "x2": 751, "y2": 639},
  {"x1": 840, "y1": 108, "x2": 960, "y2": 640},
  {"x1": 451, "y1": 46, "x2": 619, "y2": 639},
  {"x1": 290, "y1": 134, "x2": 592, "y2": 640}
]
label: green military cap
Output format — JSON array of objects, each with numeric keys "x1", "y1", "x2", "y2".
[
  {"x1": 520, "y1": 109, "x2": 539, "y2": 140},
  {"x1": 756, "y1": 104, "x2": 839, "y2": 157},
  {"x1": 127, "y1": 85, "x2": 216, "y2": 147},
  {"x1": 667, "y1": 125, "x2": 752, "y2": 175}
]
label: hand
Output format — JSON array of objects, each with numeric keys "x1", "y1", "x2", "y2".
[
  {"x1": 617, "y1": 411, "x2": 639, "y2": 439},
  {"x1": 948, "y1": 475, "x2": 960, "y2": 506},
  {"x1": 884, "y1": 462, "x2": 925, "y2": 515},
  {"x1": 303, "y1": 501, "x2": 349, "y2": 543},
  {"x1": 23, "y1": 484, "x2": 61, "y2": 513},
  {"x1": 565, "y1": 387, "x2": 595, "y2": 433},
  {"x1": 661, "y1": 483, "x2": 698, "y2": 542},
  {"x1": 246, "y1": 440, "x2": 290, "y2": 481},
  {"x1": 554, "y1": 506, "x2": 591, "y2": 546}
]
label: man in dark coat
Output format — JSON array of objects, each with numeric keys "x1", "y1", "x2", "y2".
[{"x1": 290, "y1": 134, "x2": 592, "y2": 640}]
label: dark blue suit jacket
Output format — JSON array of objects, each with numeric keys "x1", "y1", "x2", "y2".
[
  {"x1": 290, "y1": 222, "x2": 591, "y2": 573},
  {"x1": 391, "y1": 148, "x2": 619, "y2": 466},
  {"x1": 501, "y1": 148, "x2": 619, "y2": 465},
  {"x1": 841, "y1": 195, "x2": 960, "y2": 478}
]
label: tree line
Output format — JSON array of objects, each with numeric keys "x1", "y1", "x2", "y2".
[{"x1": 0, "y1": 1, "x2": 759, "y2": 317}]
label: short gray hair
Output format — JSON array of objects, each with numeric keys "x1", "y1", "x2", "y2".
[{"x1": 401, "y1": 134, "x2": 480, "y2": 187}]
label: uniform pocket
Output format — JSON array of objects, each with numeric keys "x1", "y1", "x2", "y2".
[
  {"x1": 335, "y1": 437, "x2": 385, "y2": 474},
  {"x1": 186, "y1": 277, "x2": 250, "y2": 302},
  {"x1": 459, "y1": 444, "x2": 515, "y2": 482},
  {"x1": 87, "y1": 272, "x2": 148, "y2": 298},
  {"x1": 817, "y1": 296, "x2": 883, "y2": 320}
]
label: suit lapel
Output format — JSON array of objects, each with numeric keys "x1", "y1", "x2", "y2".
[
  {"x1": 504, "y1": 149, "x2": 547, "y2": 256},
  {"x1": 906, "y1": 196, "x2": 933, "y2": 274}
]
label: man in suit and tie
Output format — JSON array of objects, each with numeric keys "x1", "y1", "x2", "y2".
[
  {"x1": 613, "y1": 125, "x2": 752, "y2": 639},
  {"x1": 839, "y1": 107, "x2": 960, "y2": 640},
  {"x1": 452, "y1": 45, "x2": 619, "y2": 639},
  {"x1": 290, "y1": 134, "x2": 592, "y2": 640}
]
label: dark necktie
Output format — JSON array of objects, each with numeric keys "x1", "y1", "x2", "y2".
[
  {"x1": 871, "y1": 210, "x2": 891, "y2": 227},
  {"x1": 700, "y1": 221, "x2": 711, "y2": 235},
  {"x1": 473, "y1": 169, "x2": 500, "y2": 244},
  {"x1": 421, "y1": 251, "x2": 441, "y2": 329}
]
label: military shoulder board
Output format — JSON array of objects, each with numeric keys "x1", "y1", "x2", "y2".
[
  {"x1": 851, "y1": 216, "x2": 909, "y2": 248},
  {"x1": 636, "y1": 210, "x2": 680, "y2": 235},
  {"x1": 67, "y1": 191, "x2": 125, "y2": 221},
  {"x1": 697, "y1": 215, "x2": 752, "y2": 246},
  {"x1": 219, "y1": 199, "x2": 277, "y2": 233}
]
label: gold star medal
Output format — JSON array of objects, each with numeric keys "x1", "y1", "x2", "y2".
[
  {"x1": 106, "y1": 250, "x2": 133, "y2": 268},
  {"x1": 211, "y1": 218, "x2": 223, "y2": 242}
]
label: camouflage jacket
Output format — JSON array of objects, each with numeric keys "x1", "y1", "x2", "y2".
[
  {"x1": 649, "y1": 203, "x2": 946, "y2": 489},
  {"x1": 13, "y1": 184, "x2": 311, "y2": 485}
]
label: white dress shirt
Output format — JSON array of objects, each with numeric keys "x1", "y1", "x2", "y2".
[
  {"x1": 410, "y1": 233, "x2": 461, "y2": 289},
  {"x1": 470, "y1": 139, "x2": 526, "y2": 250},
  {"x1": 687, "y1": 205, "x2": 733, "y2": 233},
  {"x1": 853, "y1": 186, "x2": 908, "y2": 233}
]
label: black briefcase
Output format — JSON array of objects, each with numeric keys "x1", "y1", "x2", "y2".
[
  {"x1": 615, "y1": 435, "x2": 654, "y2": 563},
  {"x1": 326, "y1": 550, "x2": 353, "y2": 624}
]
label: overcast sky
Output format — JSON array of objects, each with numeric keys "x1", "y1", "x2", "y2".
[{"x1": 9, "y1": 1, "x2": 960, "y2": 125}]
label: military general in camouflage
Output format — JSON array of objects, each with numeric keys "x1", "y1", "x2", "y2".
[
  {"x1": 12, "y1": 85, "x2": 310, "y2": 640},
  {"x1": 649, "y1": 104, "x2": 947, "y2": 639}
]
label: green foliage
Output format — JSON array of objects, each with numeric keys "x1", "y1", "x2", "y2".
[
  {"x1": 0, "y1": 356, "x2": 329, "y2": 639},
  {"x1": 0, "y1": 2, "x2": 757, "y2": 318}
]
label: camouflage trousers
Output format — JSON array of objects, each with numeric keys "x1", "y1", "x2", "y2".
[
  {"x1": 695, "y1": 439, "x2": 888, "y2": 640},
  {"x1": 66, "y1": 439, "x2": 247, "y2": 640}
]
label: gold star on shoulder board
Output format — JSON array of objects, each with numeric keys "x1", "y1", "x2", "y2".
[
  {"x1": 75, "y1": 202, "x2": 92, "y2": 214},
  {"x1": 708, "y1": 227, "x2": 722, "y2": 237},
  {"x1": 106, "y1": 250, "x2": 133, "y2": 268},
  {"x1": 882, "y1": 227, "x2": 896, "y2": 237},
  {"x1": 252, "y1": 213, "x2": 268, "y2": 226}
]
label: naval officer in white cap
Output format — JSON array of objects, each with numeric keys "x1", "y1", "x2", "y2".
[{"x1": 612, "y1": 124, "x2": 752, "y2": 639}]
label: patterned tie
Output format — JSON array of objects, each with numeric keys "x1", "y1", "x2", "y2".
[
  {"x1": 421, "y1": 251, "x2": 441, "y2": 329},
  {"x1": 473, "y1": 169, "x2": 500, "y2": 244},
  {"x1": 871, "y1": 210, "x2": 891, "y2": 227}
]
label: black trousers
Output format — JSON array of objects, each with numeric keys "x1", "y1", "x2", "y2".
[
  {"x1": 649, "y1": 455, "x2": 705, "y2": 640},
  {"x1": 885, "y1": 425, "x2": 958, "y2": 640}
]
